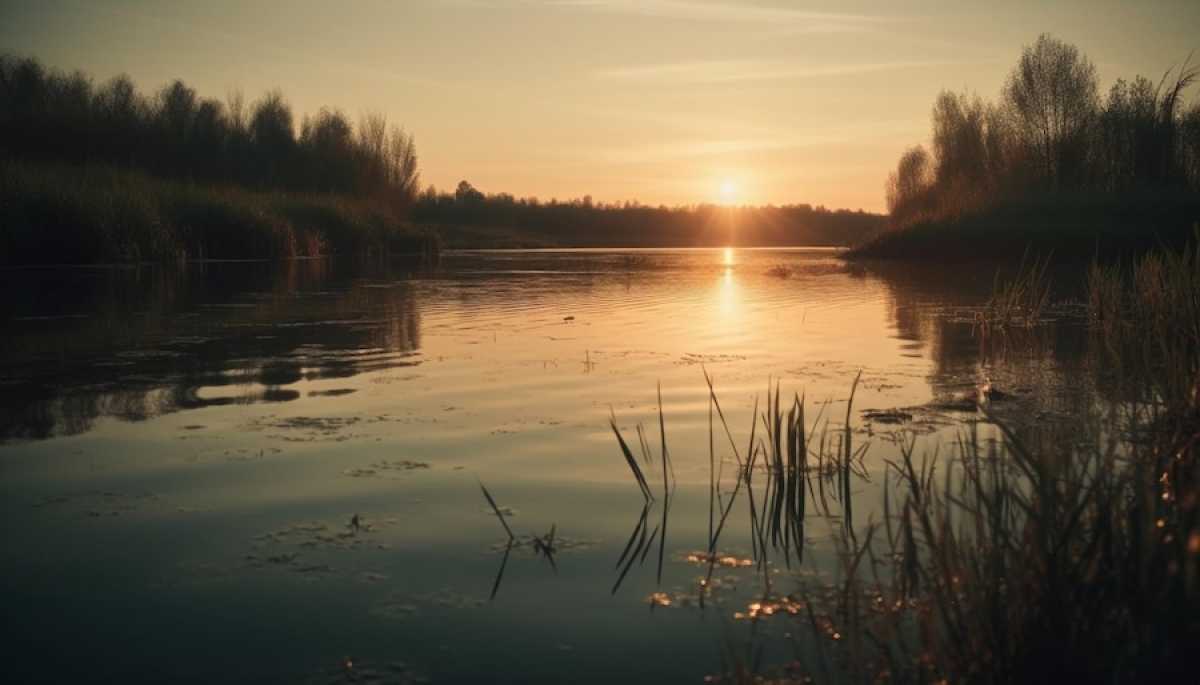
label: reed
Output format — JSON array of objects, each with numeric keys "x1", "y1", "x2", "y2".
[
  {"x1": 981, "y1": 251, "x2": 1053, "y2": 328},
  {"x1": 1087, "y1": 233, "x2": 1200, "y2": 421},
  {"x1": 614, "y1": 370, "x2": 1197, "y2": 683},
  {"x1": 478, "y1": 480, "x2": 515, "y2": 542},
  {"x1": 609, "y1": 385, "x2": 678, "y2": 591}
]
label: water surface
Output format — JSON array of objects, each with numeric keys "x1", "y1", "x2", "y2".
[{"x1": 0, "y1": 248, "x2": 1094, "y2": 683}]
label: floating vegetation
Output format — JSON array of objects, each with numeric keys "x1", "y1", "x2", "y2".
[
  {"x1": 307, "y1": 388, "x2": 358, "y2": 397},
  {"x1": 488, "y1": 416, "x2": 565, "y2": 436},
  {"x1": 368, "y1": 598, "x2": 419, "y2": 621},
  {"x1": 342, "y1": 460, "x2": 431, "y2": 478},
  {"x1": 859, "y1": 409, "x2": 912, "y2": 424},
  {"x1": 488, "y1": 533, "x2": 596, "y2": 555},
  {"x1": 31, "y1": 490, "x2": 166, "y2": 518},
  {"x1": 682, "y1": 552, "x2": 754, "y2": 568},
  {"x1": 678, "y1": 352, "x2": 747, "y2": 366},
  {"x1": 477, "y1": 480, "x2": 584, "y2": 597},
  {"x1": 733, "y1": 595, "x2": 808, "y2": 620},
  {"x1": 243, "y1": 552, "x2": 335, "y2": 577},
  {"x1": 244, "y1": 414, "x2": 402, "y2": 442},
  {"x1": 372, "y1": 587, "x2": 487, "y2": 619},
  {"x1": 647, "y1": 591, "x2": 673, "y2": 607},
  {"x1": 304, "y1": 657, "x2": 429, "y2": 685},
  {"x1": 640, "y1": 575, "x2": 744, "y2": 610},
  {"x1": 250, "y1": 516, "x2": 397, "y2": 553}
]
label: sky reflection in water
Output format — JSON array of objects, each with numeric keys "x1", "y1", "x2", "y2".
[{"x1": 0, "y1": 249, "x2": 1095, "y2": 683}]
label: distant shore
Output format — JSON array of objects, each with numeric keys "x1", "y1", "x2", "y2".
[{"x1": 428, "y1": 223, "x2": 872, "y2": 250}]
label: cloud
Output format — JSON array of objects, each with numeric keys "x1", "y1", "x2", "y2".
[
  {"x1": 595, "y1": 59, "x2": 951, "y2": 85},
  {"x1": 589, "y1": 120, "x2": 918, "y2": 165},
  {"x1": 547, "y1": 0, "x2": 888, "y2": 31}
]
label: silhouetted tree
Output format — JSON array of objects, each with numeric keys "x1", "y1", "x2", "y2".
[
  {"x1": 412, "y1": 186, "x2": 883, "y2": 246},
  {"x1": 1003, "y1": 34, "x2": 1099, "y2": 188},
  {"x1": 886, "y1": 145, "x2": 934, "y2": 227},
  {"x1": 0, "y1": 55, "x2": 422, "y2": 215},
  {"x1": 455, "y1": 180, "x2": 484, "y2": 204},
  {"x1": 883, "y1": 35, "x2": 1199, "y2": 232}
]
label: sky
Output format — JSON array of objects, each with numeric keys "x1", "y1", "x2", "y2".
[{"x1": 2, "y1": 0, "x2": 1198, "y2": 211}]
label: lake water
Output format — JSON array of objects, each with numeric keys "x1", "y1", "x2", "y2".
[{"x1": 0, "y1": 248, "x2": 1096, "y2": 683}]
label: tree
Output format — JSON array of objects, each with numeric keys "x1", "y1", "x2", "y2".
[
  {"x1": 1003, "y1": 34, "x2": 1099, "y2": 187},
  {"x1": 455, "y1": 179, "x2": 483, "y2": 204},
  {"x1": 886, "y1": 145, "x2": 932, "y2": 225},
  {"x1": 249, "y1": 90, "x2": 295, "y2": 186},
  {"x1": 931, "y1": 91, "x2": 988, "y2": 187},
  {"x1": 387, "y1": 127, "x2": 419, "y2": 206}
]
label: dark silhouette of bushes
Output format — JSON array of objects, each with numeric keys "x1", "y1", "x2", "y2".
[
  {"x1": 0, "y1": 55, "x2": 428, "y2": 264},
  {"x1": 0, "y1": 55, "x2": 420, "y2": 206},
  {"x1": 0, "y1": 159, "x2": 437, "y2": 265},
  {"x1": 413, "y1": 181, "x2": 883, "y2": 248},
  {"x1": 858, "y1": 34, "x2": 1200, "y2": 260}
]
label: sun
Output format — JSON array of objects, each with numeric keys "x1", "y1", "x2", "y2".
[{"x1": 718, "y1": 179, "x2": 738, "y2": 204}]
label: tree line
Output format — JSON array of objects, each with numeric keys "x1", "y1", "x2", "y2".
[
  {"x1": 411, "y1": 180, "x2": 883, "y2": 247},
  {"x1": 886, "y1": 35, "x2": 1200, "y2": 229},
  {"x1": 0, "y1": 55, "x2": 420, "y2": 214}
]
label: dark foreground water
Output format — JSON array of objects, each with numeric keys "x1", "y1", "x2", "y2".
[{"x1": 0, "y1": 249, "x2": 1096, "y2": 683}]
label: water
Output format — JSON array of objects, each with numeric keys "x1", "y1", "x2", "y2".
[{"x1": 0, "y1": 248, "x2": 1095, "y2": 683}]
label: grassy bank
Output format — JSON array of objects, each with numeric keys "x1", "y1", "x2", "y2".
[
  {"x1": 0, "y1": 159, "x2": 439, "y2": 265},
  {"x1": 846, "y1": 192, "x2": 1200, "y2": 262}
]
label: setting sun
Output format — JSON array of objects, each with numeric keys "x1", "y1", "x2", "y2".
[{"x1": 718, "y1": 180, "x2": 739, "y2": 204}]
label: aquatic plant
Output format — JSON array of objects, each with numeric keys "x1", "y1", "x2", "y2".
[
  {"x1": 478, "y1": 480, "x2": 515, "y2": 541},
  {"x1": 619, "y1": 367, "x2": 1198, "y2": 683},
  {"x1": 1087, "y1": 232, "x2": 1200, "y2": 421},
  {"x1": 980, "y1": 251, "x2": 1053, "y2": 328}
]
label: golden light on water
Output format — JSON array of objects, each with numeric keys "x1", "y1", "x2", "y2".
[{"x1": 722, "y1": 247, "x2": 734, "y2": 266}]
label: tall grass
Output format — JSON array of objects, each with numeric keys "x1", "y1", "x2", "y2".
[
  {"x1": 1087, "y1": 235, "x2": 1200, "y2": 421},
  {"x1": 981, "y1": 251, "x2": 1053, "y2": 328},
  {"x1": 624, "y1": 374, "x2": 1195, "y2": 685},
  {"x1": 0, "y1": 159, "x2": 439, "y2": 265}
]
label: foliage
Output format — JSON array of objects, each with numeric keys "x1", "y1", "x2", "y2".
[
  {"x1": 0, "y1": 159, "x2": 437, "y2": 265},
  {"x1": 869, "y1": 34, "x2": 1200, "y2": 258},
  {"x1": 0, "y1": 54, "x2": 420, "y2": 212}
]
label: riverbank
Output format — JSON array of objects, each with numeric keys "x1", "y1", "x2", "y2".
[
  {"x1": 0, "y1": 159, "x2": 439, "y2": 266},
  {"x1": 845, "y1": 192, "x2": 1200, "y2": 262}
]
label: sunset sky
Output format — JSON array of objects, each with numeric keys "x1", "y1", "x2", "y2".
[{"x1": 3, "y1": 0, "x2": 1198, "y2": 211}]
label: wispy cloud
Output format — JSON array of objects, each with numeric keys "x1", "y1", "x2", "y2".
[
  {"x1": 589, "y1": 120, "x2": 919, "y2": 165},
  {"x1": 547, "y1": 0, "x2": 889, "y2": 31},
  {"x1": 595, "y1": 59, "x2": 952, "y2": 85}
]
